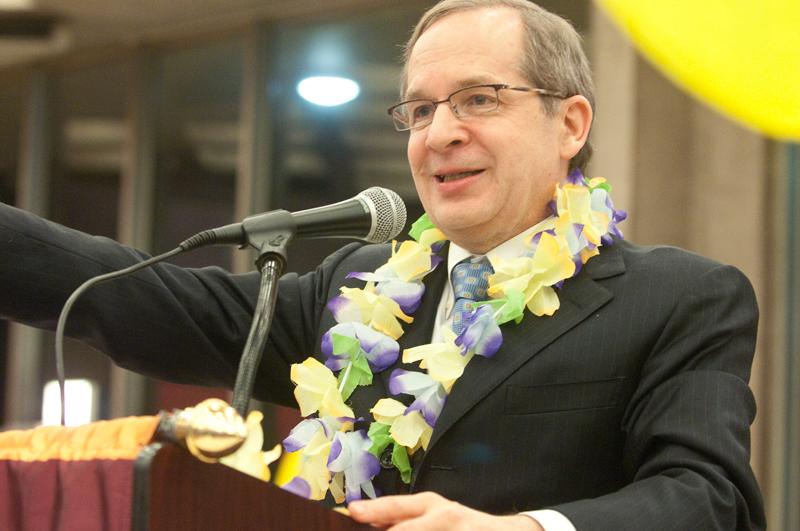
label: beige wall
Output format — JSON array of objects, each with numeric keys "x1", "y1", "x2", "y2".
[{"x1": 591, "y1": 4, "x2": 793, "y2": 526}]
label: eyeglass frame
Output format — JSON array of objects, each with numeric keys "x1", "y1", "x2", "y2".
[{"x1": 386, "y1": 83, "x2": 567, "y2": 132}]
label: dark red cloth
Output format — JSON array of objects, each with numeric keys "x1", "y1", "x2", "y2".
[{"x1": 0, "y1": 458, "x2": 134, "y2": 531}]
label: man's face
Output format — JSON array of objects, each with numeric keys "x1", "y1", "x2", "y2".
[{"x1": 405, "y1": 6, "x2": 567, "y2": 253}]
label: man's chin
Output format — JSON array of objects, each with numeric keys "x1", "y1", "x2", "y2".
[
  {"x1": 433, "y1": 219, "x2": 498, "y2": 250},
  {"x1": 429, "y1": 214, "x2": 482, "y2": 236}
]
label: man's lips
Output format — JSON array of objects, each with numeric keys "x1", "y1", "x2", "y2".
[{"x1": 434, "y1": 169, "x2": 484, "y2": 183}]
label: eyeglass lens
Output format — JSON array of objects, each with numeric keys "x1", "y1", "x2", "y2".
[{"x1": 394, "y1": 85, "x2": 501, "y2": 130}]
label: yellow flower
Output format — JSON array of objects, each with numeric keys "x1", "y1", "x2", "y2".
[
  {"x1": 556, "y1": 183, "x2": 610, "y2": 246},
  {"x1": 337, "y1": 286, "x2": 413, "y2": 340},
  {"x1": 290, "y1": 358, "x2": 354, "y2": 418},
  {"x1": 371, "y1": 398, "x2": 433, "y2": 453},
  {"x1": 219, "y1": 410, "x2": 281, "y2": 481},
  {"x1": 384, "y1": 240, "x2": 435, "y2": 282},
  {"x1": 402, "y1": 328, "x2": 472, "y2": 392},
  {"x1": 329, "y1": 472, "x2": 346, "y2": 504},
  {"x1": 417, "y1": 227, "x2": 447, "y2": 248},
  {"x1": 488, "y1": 232, "x2": 575, "y2": 316},
  {"x1": 293, "y1": 425, "x2": 334, "y2": 500}
]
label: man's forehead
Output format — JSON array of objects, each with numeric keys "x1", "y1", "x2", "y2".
[
  {"x1": 402, "y1": 6, "x2": 525, "y2": 99},
  {"x1": 405, "y1": 74, "x2": 500, "y2": 100}
]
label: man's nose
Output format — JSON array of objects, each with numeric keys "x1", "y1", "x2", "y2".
[{"x1": 424, "y1": 103, "x2": 469, "y2": 152}]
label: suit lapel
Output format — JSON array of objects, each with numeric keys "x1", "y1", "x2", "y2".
[{"x1": 417, "y1": 243, "x2": 627, "y2": 468}]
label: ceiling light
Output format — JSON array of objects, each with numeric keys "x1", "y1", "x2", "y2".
[
  {"x1": 0, "y1": 0, "x2": 34, "y2": 9},
  {"x1": 297, "y1": 76, "x2": 360, "y2": 107}
]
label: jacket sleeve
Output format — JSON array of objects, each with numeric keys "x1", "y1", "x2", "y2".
[
  {"x1": 553, "y1": 263, "x2": 765, "y2": 531},
  {"x1": 0, "y1": 201, "x2": 361, "y2": 407}
]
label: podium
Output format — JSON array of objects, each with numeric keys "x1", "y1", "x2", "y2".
[
  {"x1": 133, "y1": 442, "x2": 370, "y2": 530},
  {"x1": 0, "y1": 418, "x2": 369, "y2": 531}
]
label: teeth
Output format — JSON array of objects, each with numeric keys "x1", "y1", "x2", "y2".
[{"x1": 439, "y1": 170, "x2": 481, "y2": 182}]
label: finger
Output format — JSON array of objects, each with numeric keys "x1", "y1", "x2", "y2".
[
  {"x1": 387, "y1": 516, "x2": 437, "y2": 531},
  {"x1": 385, "y1": 499, "x2": 468, "y2": 531},
  {"x1": 348, "y1": 492, "x2": 442, "y2": 524},
  {"x1": 389, "y1": 508, "x2": 539, "y2": 531},
  {"x1": 386, "y1": 512, "x2": 450, "y2": 531}
]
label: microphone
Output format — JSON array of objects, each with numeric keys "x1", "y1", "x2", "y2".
[
  {"x1": 180, "y1": 187, "x2": 407, "y2": 251},
  {"x1": 288, "y1": 186, "x2": 407, "y2": 242}
]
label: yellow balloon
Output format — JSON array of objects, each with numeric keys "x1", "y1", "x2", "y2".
[{"x1": 596, "y1": 0, "x2": 800, "y2": 140}]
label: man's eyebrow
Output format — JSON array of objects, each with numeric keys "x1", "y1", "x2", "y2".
[{"x1": 404, "y1": 75, "x2": 498, "y2": 100}]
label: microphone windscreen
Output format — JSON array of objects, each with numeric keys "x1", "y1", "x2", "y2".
[{"x1": 360, "y1": 187, "x2": 407, "y2": 243}]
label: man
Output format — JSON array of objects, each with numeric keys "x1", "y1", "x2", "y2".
[{"x1": 0, "y1": 1, "x2": 764, "y2": 530}]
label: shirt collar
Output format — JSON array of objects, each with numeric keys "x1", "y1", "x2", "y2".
[{"x1": 445, "y1": 217, "x2": 554, "y2": 279}]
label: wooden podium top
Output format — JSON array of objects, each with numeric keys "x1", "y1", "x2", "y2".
[{"x1": 133, "y1": 442, "x2": 371, "y2": 531}]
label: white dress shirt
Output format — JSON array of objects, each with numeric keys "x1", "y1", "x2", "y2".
[{"x1": 430, "y1": 221, "x2": 577, "y2": 531}]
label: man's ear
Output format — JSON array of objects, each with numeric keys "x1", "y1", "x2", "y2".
[{"x1": 558, "y1": 95, "x2": 593, "y2": 161}]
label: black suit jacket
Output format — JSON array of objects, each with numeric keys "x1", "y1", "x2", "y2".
[{"x1": 0, "y1": 203, "x2": 765, "y2": 530}]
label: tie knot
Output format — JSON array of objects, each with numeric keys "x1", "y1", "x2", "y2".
[{"x1": 451, "y1": 257, "x2": 493, "y2": 301}]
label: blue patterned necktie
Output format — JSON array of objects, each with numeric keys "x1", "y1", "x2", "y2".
[{"x1": 451, "y1": 257, "x2": 494, "y2": 335}]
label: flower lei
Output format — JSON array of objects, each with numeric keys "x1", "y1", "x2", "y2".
[{"x1": 279, "y1": 169, "x2": 626, "y2": 504}]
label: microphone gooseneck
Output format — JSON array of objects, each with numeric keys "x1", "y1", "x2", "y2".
[{"x1": 178, "y1": 186, "x2": 406, "y2": 252}]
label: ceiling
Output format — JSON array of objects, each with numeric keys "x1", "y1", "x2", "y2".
[
  {"x1": 0, "y1": 0, "x2": 395, "y2": 68},
  {"x1": 0, "y1": 0, "x2": 423, "y2": 198}
]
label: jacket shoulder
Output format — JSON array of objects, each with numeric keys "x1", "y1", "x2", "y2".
[{"x1": 613, "y1": 239, "x2": 744, "y2": 279}]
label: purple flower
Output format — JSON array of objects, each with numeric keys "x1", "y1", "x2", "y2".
[
  {"x1": 567, "y1": 167, "x2": 585, "y2": 185},
  {"x1": 326, "y1": 295, "x2": 352, "y2": 322},
  {"x1": 376, "y1": 279, "x2": 426, "y2": 314},
  {"x1": 283, "y1": 416, "x2": 352, "y2": 452},
  {"x1": 455, "y1": 305, "x2": 502, "y2": 357},
  {"x1": 388, "y1": 369, "x2": 447, "y2": 426},
  {"x1": 327, "y1": 430, "x2": 381, "y2": 503},
  {"x1": 345, "y1": 270, "x2": 427, "y2": 314},
  {"x1": 591, "y1": 188, "x2": 627, "y2": 246},
  {"x1": 321, "y1": 322, "x2": 400, "y2": 373},
  {"x1": 431, "y1": 240, "x2": 447, "y2": 254},
  {"x1": 530, "y1": 228, "x2": 556, "y2": 247},
  {"x1": 603, "y1": 195, "x2": 627, "y2": 244},
  {"x1": 282, "y1": 418, "x2": 330, "y2": 452},
  {"x1": 282, "y1": 477, "x2": 311, "y2": 498}
]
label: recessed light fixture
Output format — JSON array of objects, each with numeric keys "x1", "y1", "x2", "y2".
[
  {"x1": 0, "y1": 0, "x2": 34, "y2": 9},
  {"x1": 297, "y1": 76, "x2": 360, "y2": 107}
]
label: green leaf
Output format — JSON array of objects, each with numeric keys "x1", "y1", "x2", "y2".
[
  {"x1": 332, "y1": 333, "x2": 374, "y2": 400},
  {"x1": 331, "y1": 333, "x2": 361, "y2": 357},
  {"x1": 590, "y1": 181, "x2": 612, "y2": 193},
  {"x1": 475, "y1": 289, "x2": 526, "y2": 325},
  {"x1": 367, "y1": 422, "x2": 392, "y2": 456},
  {"x1": 409, "y1": 213, "x2": 436, "y2": 242},
  {"x1": 337, "y1": 352, "x2": 373, "y2": 400},
  {"x1": 392, "y1": 444, "x2": 412, "y2": 484}
]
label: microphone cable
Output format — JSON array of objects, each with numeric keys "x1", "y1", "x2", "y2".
[
  {"x1": 51, "y1": 186, "x2": 405, "y2": 426},
  {"x1": 52, "y1": 222, "x2": 257, "y2": 426},
  {"x1": 54, "y1": 247, "x2": 185, "y2": 426}
]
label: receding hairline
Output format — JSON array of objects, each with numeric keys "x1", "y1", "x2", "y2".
[{"x1": 400, "y1": 4, "x2": 527, "y2": 98}]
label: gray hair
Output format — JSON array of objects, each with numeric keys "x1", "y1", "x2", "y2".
[{"x1": 402, "y1": 0, "x2": 594, "y2": 172}]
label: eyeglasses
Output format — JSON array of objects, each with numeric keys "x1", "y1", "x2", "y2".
[{"x1": 387, "y1": 83, "x2": 566, "y2": 132}]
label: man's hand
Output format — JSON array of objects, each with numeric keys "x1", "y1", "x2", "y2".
[{"x1": 347, "y1": 492, "x2": 543, "y2": 531}]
